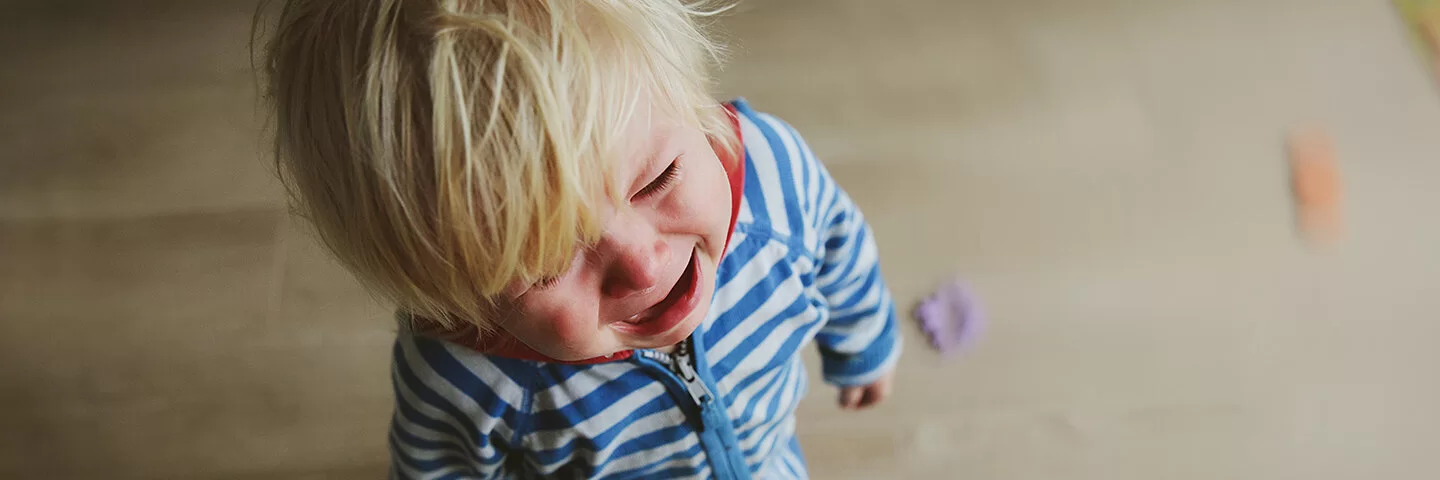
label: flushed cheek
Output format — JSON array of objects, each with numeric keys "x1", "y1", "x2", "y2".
[
  {"x1": 510, "y1": 304, "x2": 609, "y2": 359},
  {"x1": 672, "y1": 170, "x2": 730, "y2": 242},
  {"x1": 545, "y1": 312, "x2": 591, "y2": 345}
]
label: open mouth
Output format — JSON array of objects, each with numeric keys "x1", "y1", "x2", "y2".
[{"x1": 616, "y1": 247, "x2": 701, "y2": 336}]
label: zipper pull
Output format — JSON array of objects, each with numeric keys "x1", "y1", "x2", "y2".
[
  {"x1": 669, "y1": 340, "x2": 696, "y2": 381},
  {"x1": 671, "y1": 339, "x2": 711, "y2": 404}
]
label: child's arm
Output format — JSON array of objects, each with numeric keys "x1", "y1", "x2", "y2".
[
  {"x1": 811, "y1": 176, "x2": 902, "y2": 398},
  {"x1": 753, "y1": 114, "x2": 901, "y2": 398}
]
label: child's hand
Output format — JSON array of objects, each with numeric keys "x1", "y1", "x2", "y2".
[{"x1": 837, "y1": 370, "x2": 894, "y2": 410}]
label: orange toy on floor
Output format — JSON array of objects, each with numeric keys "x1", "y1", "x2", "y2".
[{"x1": 1288, "y1": 129, "x2": 1343, "y2": 244}]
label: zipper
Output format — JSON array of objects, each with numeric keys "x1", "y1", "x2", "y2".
[
  {"x1": 638, "y1": 338, "x2": 751, "y2": 479},
  {"x1": 669, "y1": 338, "x2": 712, "y2": 405},
  {"x1": 639, "y1": 338, "x2": 713, "y2": 418}
]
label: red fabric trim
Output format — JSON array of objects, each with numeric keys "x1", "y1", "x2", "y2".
[
  {"x1": 721, "y1": 104, "x2": 746, "y2": 250},
  {"x1": 415, "y1": 104, "x2": 747, "y2": 365}
]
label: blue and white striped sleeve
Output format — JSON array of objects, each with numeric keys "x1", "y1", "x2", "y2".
[
  {"x1": 389, "y1": 328, "x2": 530, "y2": 479},
  {"x1": 767, "y1": 118, "x2": 901, "y2": 387},
  {"x1": 810, "y1": 170, "x2": 901, "y2": 387}
]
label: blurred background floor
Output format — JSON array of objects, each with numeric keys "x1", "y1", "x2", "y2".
[{"x1": 3, "y1": 0, "x2": 1439, "y2": 478}]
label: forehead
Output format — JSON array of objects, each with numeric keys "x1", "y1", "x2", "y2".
[{"x1": 615, "y1": 100, "x2": 684, "y2": 175}]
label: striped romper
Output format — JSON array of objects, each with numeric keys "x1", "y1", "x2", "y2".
[{"x1": 389, "y1": 99, "x2": 900, "y2": 479}]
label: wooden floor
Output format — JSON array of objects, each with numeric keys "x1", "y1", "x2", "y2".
[{"x1": 3, "y1": 1, "x2": 1439, "y2": 478}]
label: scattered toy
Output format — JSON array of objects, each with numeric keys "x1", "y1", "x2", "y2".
[{"x1": 914, "y1": 278, "x2": 982, "y2": 355}]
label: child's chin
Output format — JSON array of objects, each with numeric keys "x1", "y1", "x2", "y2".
[{"x1": 666, "y1": 312, "x2": 705, "y2": 343}]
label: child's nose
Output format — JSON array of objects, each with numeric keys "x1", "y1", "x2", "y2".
[{"x1": 598, "y1": 225, "x2": 671, "y2": 299}]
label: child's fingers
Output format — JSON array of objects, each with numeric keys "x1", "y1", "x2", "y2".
[
  {"x1": 857, "y1": 384, "x2": 889, "y2": 409},
  {"x1": 840, "y1": 373, "x2": 895, "y2": 410},
  {"x1": 838, "y1": 386, "x2": 863, "y2": 409},
  {"x1": 859, "y1": 373, "x2": 894, "y2": 408},
  {"x1": 873, "y1": 374, "x2": 894, "y2": 397}
]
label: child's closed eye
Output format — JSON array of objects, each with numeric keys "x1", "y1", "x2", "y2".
[
  {"x1": 633, "y1": 159, "x2": 680, "y2": 200},
  {"x1": 534, "y1": 275, "x2": 561, "y2": 289}
]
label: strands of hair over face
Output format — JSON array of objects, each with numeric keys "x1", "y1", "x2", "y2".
[{"x1": 258, "y1": 0, "x2": 738, "y2": 330}]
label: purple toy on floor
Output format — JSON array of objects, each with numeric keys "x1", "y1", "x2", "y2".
[{"x1": 913, "y1": 278, "x2": 982, "y2": 355}]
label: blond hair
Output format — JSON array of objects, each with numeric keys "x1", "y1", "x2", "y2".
[{"x1": 258, "y1": 0, "x2": 737, "y2": 329}]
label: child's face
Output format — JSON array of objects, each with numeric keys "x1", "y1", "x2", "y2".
[{"x1": 501, "y1": 100, "x2": 732, "y2": 361}]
